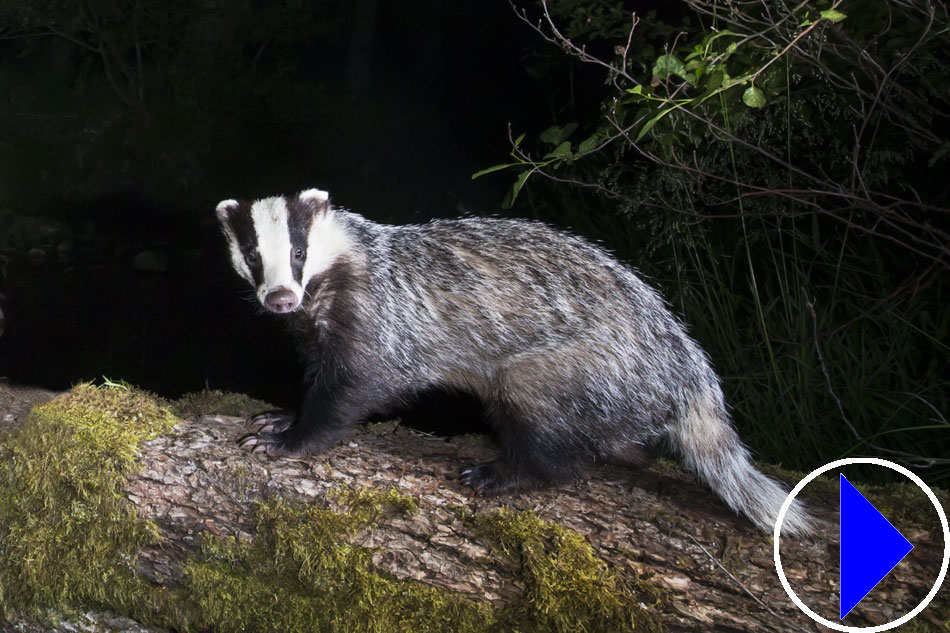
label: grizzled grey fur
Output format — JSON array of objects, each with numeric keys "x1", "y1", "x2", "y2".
[{"x1": 215, "y1": 188, "x2": 812, "y2": 535}]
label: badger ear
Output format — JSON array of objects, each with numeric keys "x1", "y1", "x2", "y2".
[
  {"x1": 298, "y1": 188, "x2": 330, "y2": 213},
  {"x1": 216, "y1": 199, "x2": 239, "y2": 222}
]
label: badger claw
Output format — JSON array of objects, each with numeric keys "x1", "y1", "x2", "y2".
[
  {"x1": 237, "y1": 431, "x2": 296, "y2": 457},
  {"x1": 249, "y1": 410, "x2": 295, "y2": 434},
  {"x1": 460, "y1": 460, "x2": 537, "y2": 495}
]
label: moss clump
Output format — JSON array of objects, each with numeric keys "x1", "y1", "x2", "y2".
[
  {"x1": 182, "y1": 497, "x2": 494, "y2": 633},
  {"x1": 329, "y1": 484, "x2": 420, "y2": 518},
  {"x1": 183, "y1": 499, "x2": 663, "y2": 633},
  {"x1": 0, "y1": 382, "x2": 177, "y2": 620},
  {"x1": 0, "y1": 383, "x2": 663, "y2": 632},
  {"x1": 173, "y1": 388, "x2": 273, "y2": 419},
  {"x1": 477, "y1": 508, "x2": 664, "y2": 633}
]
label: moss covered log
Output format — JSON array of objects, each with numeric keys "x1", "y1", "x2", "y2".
[
  {"x1": 0, "y1": 383, "x2": 946, "y2": 631},
  {"x1": 0, "y1": 384, "x2": 671, "y2": 632}
]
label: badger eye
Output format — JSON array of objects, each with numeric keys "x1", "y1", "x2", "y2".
[
  {"x1": 245, "y1": 251, "x2": 259, "y2": 266},
  {"x1": 293, "y1": 247, "x2": 304, "y2": 260}
]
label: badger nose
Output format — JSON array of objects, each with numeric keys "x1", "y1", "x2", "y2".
[{"x1": 264, "y1": 288, "x2": 299, "y2": 313}]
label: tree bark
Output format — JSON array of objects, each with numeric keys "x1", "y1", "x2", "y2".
[
  {"x1": 116, "y1": 413, "x2": 948, "y2": 633},
  {"x1": 0, "y1": 380, "x2": 945, "y2": 633}
]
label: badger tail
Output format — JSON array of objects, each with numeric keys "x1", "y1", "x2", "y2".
[{"x1": 670, "y1": 390, "x2": 813, "y2": 536}]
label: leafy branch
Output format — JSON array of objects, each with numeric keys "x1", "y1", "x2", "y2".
[{"x1": 476, "y1": 0, "x2": 949, "y2": 267}]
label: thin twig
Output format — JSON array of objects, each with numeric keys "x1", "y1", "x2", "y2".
[{"x1": 686, "y1": 534, "x2": 814, "y2": 633}]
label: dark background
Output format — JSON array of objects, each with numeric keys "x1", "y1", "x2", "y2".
[{"x1": 0, "y1": 0, "x2": 603, "y2": 410}]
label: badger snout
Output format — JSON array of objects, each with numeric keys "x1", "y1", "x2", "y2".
[{"x1": 264, "y1": 287, "x2": 300, "y2": 313}]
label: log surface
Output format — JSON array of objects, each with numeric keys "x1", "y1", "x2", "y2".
[
  {"x1": 127, "y1": 413, "x2": 948, "y2": 632},
  {"x1": 0, "y1": 379, "x2": 945, "y2": 632}
]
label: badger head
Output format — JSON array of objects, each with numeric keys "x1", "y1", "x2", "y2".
[{"x1": 215, "y1": 188, "x2": 351, "y2": 314}]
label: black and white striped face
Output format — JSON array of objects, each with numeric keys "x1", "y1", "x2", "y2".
[{"x1": 215, "y1": 188, "x2": 351, "y2": 314}]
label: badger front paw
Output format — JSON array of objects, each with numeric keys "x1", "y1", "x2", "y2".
[
  {"x1": 237, "y1": 430, "x2": 305, "y2": 457},
  {"x1": 248, "y1": 409, "x2": 295, "y2": 434},
  {"x1": 239, "y1": 409, "x2": 353, "y2": 458},
  {"x1": 239, "y1": 410, "x2": 304, "y2": 456}
]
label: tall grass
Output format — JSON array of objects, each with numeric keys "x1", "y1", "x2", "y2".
[{"x1": 515, "y1": 175, "x2": 948, "y2": 486}]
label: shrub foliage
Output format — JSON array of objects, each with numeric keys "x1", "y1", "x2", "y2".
[{"x1": 480, "y1": 0, "x2": 949, "y2": 482}]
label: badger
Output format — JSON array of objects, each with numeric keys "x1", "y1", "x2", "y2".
[{"x1": 215, "y1": 188, "x2": 811, "y2": 535}]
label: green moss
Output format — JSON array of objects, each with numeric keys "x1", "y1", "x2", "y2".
[
  {"x1": 0, "y1": 383, "x2": 663, "y2": 632},
  {"x1": 897, "y1": 615, "x2": 950, "y2": 633},
  {"x1": 183, "y1": 500, "x2": 663, "y2": 633},
  {"x1": 329, "y1": 484, "x2": 421, "y2": 518},
  {"x1": 172, "y1": 388, "x2": 273, "y2": 419},
  {"x1": 0, "y1": 382, "x2": 177, "y2": 621},
  {"x1": 182, "y1": 497, "x2": 494, "y2": 633},
  {"x1": 476, "y1": 508, "x2": 664, "y2": 633},
  {"x1": 852, "y1": 480, "x2": 949, "y2": 531}
]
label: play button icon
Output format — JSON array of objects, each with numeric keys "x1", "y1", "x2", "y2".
[
  {"x1": 775, "y1": 458, "x2": 949, "y2": 632},
  {"x1": 839, "y1": 474, "x2": 914, "y2": 619}
]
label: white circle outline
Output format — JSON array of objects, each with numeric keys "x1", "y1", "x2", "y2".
[{"x1": 773, "y1": 457, "x2": 949, "y2": 632}]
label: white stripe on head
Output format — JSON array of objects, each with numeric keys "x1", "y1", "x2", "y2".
[
  {"x1": 250, "y1": 196, "x2": 303, "y2": 306},
  {"x1": 299, "y1": 188, "x2": 329, "y2": 204},
  {"x1": 302, "y1": 207, "x2": 355, "y2": 282},
  {"x1": 216, "y1": 199, "x2": 239, "y2": 218},
  {"x1": 216, "y1": 199, "x2": 253, "y2": 283}
]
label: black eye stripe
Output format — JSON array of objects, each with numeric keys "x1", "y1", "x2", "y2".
[{"x1": 285, "y1": 196, "x2": 314, "y2": 285}]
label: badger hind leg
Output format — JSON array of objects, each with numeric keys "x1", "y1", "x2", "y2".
[{"x1": 461, "y1": 351, "x2": 592, "y2": 495}]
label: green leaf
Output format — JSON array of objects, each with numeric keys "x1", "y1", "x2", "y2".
[
  {"x1": 705, "y1": 30, "x2": 738, "y2": 55},
  {"x1": 742, "y1": 86, "x2": 767, "y2": 108},
  {"x1": 513, "y1": 132, "x2": 526, "y2": 146},
  {"x1": 539, "y1": 126, "x2": 561, "y2": 145},
  {"x1": 635, "y1": 105, "x2": 679, "y2": 142},
  {"x1": 502, "y1": 169, "x2": 533, "y2": 209},
  {"x1": 578, "y1": 135, "x2": 600, "y2": 153},
  {"x1": 626, "y1": 85, "x2": 644, "y2": 95},
  {"x1": 703, "y1": 70, "x2": 724, "y2": 92},
  {"x1": 652, "y1": 54, "x2": 688, "y2": 82},
  {"x1": 820, "y1": 9, "x2": 847, "y2": 23},
  {"x1": 558, "y1": 122, "x2": 578, "y2": 141},
  {"x1": 696, "y1": 73, "x2": 724, "y2": 104},
  {"x1": 472, "y1": 163, "x2": 516, "y2": 180},
  {"x1": 543, "y1": 141, "x2": 573, "y2": 160},
  {"x1": 538, "y1": 123, "x2": 578, "y2": 146}
]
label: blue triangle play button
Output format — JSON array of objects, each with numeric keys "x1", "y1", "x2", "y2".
[{"x1": 840, "y1": 474, "x2": 914, "y2": 619}]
